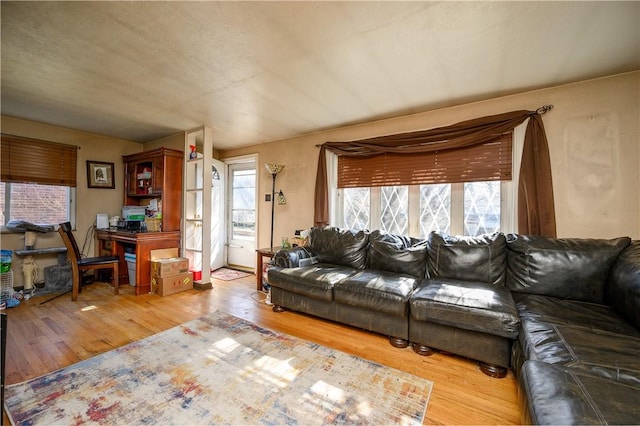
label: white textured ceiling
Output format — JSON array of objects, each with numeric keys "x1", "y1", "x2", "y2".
[{"x1": 1, "y1": 1, "x2": 639, "y2": 149}]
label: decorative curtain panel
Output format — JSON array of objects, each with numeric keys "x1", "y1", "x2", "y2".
[{"x1": 314, "y1": 108, "x2": 556, "y2": 237}]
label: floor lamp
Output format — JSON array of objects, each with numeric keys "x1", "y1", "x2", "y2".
[
  {"x1": 265, "y1": 164, "x2": 285, "y2": 250},
  {"x1": 264, "y1": 164, "x2": 285, "y2": 305}
]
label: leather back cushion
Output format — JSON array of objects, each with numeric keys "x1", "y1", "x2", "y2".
[
  {"x1": 427, "y1": 231, "x2": 507, "y2": 285},
  {"x1": 506, "y1": 234, "x2": 631, "y2": 303},
  {"x1": 309, "y1": 227, "x2": 369, "y2": 269},
  {"x1": 366, "y1": 230, "x2": 428, "y2": 278},
  {"x1": 606, "y1": 240, "x2": 640, "y2": 329}
]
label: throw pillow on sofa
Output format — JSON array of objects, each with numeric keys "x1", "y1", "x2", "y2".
[
  {"x1": 367, "y1": 230, "x2": 428, "y2": 278},
  {"x1": 309, "y1": 227, "x2": 369, "y2": 269},
  {"x1": 506, "y1": 234, "x2": 631, "y2": 303},
  {"x1": 427, "y1": 231, "x2": 507, "y2": 285}
]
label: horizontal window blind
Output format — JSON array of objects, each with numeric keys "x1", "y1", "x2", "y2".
[
  {"x1": 338, "y1": 133, "x2": 512, "y2": 188},
  {"x1": 1, "y1": 134, "x2": 78, "y2": 187}
]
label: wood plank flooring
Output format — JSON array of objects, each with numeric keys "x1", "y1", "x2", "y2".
[{"x1": 2, "y1": 276, "x2": 521, "y2": 425}]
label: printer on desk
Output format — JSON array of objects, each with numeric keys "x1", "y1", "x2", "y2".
[{"x1": 119, "y1": 206, "x2": 147, "y2": 232}]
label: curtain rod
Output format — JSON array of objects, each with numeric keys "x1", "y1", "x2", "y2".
[{"x1": 536, "y1": 105, "x2": 553, "y2": 115}]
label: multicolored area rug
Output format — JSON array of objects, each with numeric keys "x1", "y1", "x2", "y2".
[
  {"x1": 4, "y1": 311, "x2": 432, "y2": 425},
  {"x1": 211, "y1": 267, "x2": 251, "y2": 281}
]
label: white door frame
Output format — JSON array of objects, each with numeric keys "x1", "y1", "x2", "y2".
[
  {"x1": 211, "y1": 157, "x2": 226, "y2": 271},
  {"x1": 225, "y1": 154, "x2": 257, "y2": 270}
]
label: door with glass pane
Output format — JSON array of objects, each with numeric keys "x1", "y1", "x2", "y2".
[{"x1": 226, "y1": 162, "x2": 256, "y2": 269}]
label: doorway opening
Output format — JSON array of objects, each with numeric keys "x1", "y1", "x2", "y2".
[{"x1": 226, "y1": 157, "x2": 257, "y2": 271}]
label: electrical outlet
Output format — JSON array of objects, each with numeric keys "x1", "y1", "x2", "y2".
[{"x1": 265, "y1": 194, "x2": 271, "y2": 202}]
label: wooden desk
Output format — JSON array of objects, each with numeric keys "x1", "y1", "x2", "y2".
[
  {"x1": 96, "y1": 230, "x2": 181, "y2": 295},
  {"x1": 255, "y1": 247, "x2": 279, "y2": 291}
]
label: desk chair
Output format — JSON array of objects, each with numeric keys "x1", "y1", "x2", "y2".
[{"x1": 58, "y1": 222, "x2": 120, "y2": 301}]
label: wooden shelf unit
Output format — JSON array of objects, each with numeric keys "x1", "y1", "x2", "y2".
[{"x1": 183, "y1": 127, "x2": 215, "y2": 287}]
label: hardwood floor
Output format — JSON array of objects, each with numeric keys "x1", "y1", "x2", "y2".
[{"x1": 2, "y1": 276, "x2": 521, "y2": 425}]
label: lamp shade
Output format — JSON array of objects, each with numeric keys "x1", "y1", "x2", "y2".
[
  {"x1": 265, "y1": 164, "x2": 285, "y2": 175},
  {"x1": 277, "y1": 190, "x2": 286, "y2": 205}
]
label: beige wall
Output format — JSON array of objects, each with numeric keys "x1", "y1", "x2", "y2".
[
  {"x1": 220, "y1": 72, "x2": 640, "y2": 247},
  {"x1": 143, "y1": 132, "x2": 184, "y2": 152},
  {"x1": 1, "y1": 116, "x2": 142, "y2": 285}
]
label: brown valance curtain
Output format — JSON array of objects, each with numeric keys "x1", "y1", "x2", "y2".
[
  {"x1": 314, "y1": 108, "x2": 556, "y2": 237},
  {"x1": 1, "y1": 134, "x2": 78, "y2": 187}
]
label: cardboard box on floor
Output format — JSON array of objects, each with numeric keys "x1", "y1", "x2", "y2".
[
  {"x1": 150, "y1": 251, "x2": 189, "y2": 278},
  {"x1": 150, "y1": 248, "x2": 193, "y2": 296},
  {"x1": 151, "y1": 273, "x2": 193, "y2": 296}
]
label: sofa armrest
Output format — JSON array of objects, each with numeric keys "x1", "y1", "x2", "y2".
[
  {"x1": 272, "y1": 247, "x2": 318, "y2": 268},
  {"x1": 606, "y1": 240, "x2": 640, "y2": 329}
]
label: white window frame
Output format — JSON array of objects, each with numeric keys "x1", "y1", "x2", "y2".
[{"x1": 330, "y1": 121, "x2": 526, "y2": 236}]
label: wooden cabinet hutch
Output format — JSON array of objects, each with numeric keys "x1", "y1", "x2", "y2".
[
  {"x1": 96, "y1": 147, "x2": 184, "y2": 295},
  {"x1": 123, "y1": 147, "x2": 183, "y2": 232}
]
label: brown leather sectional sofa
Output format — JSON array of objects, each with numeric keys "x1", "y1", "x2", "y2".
[{"x1": 267, "y1": 227, "x2": 640, "y2": 424}]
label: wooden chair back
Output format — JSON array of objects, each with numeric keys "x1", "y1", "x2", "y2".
[
  {"x1": 58, "y1": 222, "x2": 82, "y2": 262},
  {"x1": 58, "y1": 222, "x2": 119, "y2": 301}
]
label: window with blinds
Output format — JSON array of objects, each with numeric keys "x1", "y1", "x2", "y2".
[
  {"x1": 337, "y1": 133, "x2": 512, "y2": 188},
  {"x1": 1, "y1": 134, "x2": 78, "y2": 187},
  {"x1": 1, "y1": 134, "x2": 77, "y2": 227}
]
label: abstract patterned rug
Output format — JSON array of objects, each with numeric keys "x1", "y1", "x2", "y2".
[
  {"x1": 4, "y1": 311, "x2": 432, "y2": 425},
  {"x1": 211, "y1": 267, "x2": 251, "y2": 281}
]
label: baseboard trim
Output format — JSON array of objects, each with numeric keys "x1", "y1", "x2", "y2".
[{"x1": 193, "y1": 281, "x2": 213, "y2": 290}]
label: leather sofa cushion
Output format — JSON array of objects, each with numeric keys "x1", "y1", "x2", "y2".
[
  {"x1": 506, "y1": 234, "x2": 631, "y2": 303},
  {"x1": 367, "y1": 231, "x2": 428, "y2": 278},
  {"x1": 267, "y1": 264, "x2": 358, "y2": 302},
  {"x1": 410, "y1": 278, "x2": 520, "y2": 338},
  {"x1": 606, "y1": 240, "x2": 640, "y2": 329},
  {"x1": 310, "y1": 227, "x2": 369, "y2": 269},
  {"x1": 515, "y1": 294, "x2": 640, "y2": 387},
  {"x1": 333, "y1": 270, "x2": 418, "y2": 317},
  {"x1": 520, "y1": 360, "x2": 640, "y2": 425},
  {"x1": 427, "y1": 231, "x2": 507, "y2": 285}
]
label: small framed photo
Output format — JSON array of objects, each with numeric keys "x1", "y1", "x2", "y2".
[{"x1": 86, "y1": 160, "x2": 115, "y2": 189}]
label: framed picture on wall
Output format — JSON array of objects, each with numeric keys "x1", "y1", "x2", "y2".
[{"x1": 86, "y1": 160, "x2": 115, "y2": 189}]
